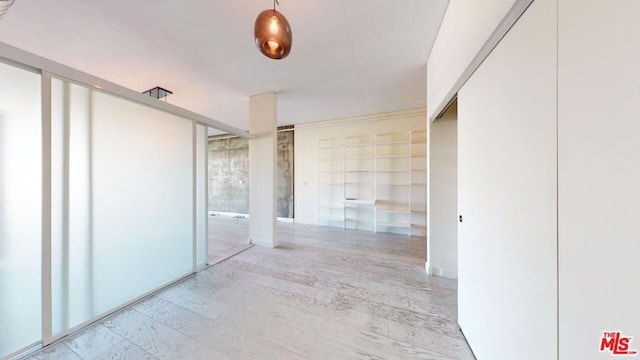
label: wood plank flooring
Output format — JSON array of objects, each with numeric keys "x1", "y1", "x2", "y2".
[
  {"x1": 207, "y1": 215, "x2": 251, "y2": 264},
  {"x1": 26, "y1": 220, "x2": 474, "y2": 360}
]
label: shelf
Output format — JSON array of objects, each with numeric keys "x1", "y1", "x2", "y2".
[
  {"x1": 377, "y1": 183, "x2": 411, "y2": 186},
  {"x1": 318, "y1": 203, "x2": 345, "y2": 209},
  {"x1": 377, "y1": 221, "x2": 411, "y2": 228},
  {"x1": 319, "y1": 216, "x2": 344, "y2": 222},
  {"x1": 346, "y1": 170, "x2": 373, "y2": 173},
  {"x1": 376, "y1": 154, "x2": 410, "y2": 159},
  {"x1": 411, "y1": 182, "x2": 426, "y2": 185},
  {"x1": 345, "y1": 218, "x2": 375, "y2": 223},
  {"x1": 344, "y1": 199, "x2": 376, "y2": 206},
  {"x1": 344, "y1": 142, "x2": 375, "y2": 148},
  {"x1": 410, "y1": 209, "x2": 426, "y2": 214},
  {"x1": 344, "y1": 156, "x2": 375, "y2": 160},
  {"x1": 377, "y1": 140, "x2": 410, "y2": 146},
  {"x1": 377, "y1": 207, "x2": 411, "y2": 214},
  {"x1": 376, "y1": 169, "x2": 410, "y2": 172},
  {"x1": 319, "y1": 170, "x2": 345, "y2": 173}
]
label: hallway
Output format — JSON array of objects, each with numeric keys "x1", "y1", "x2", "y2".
[{"x1": 27, "y1": 222, "x2": 473, "y2": 360}]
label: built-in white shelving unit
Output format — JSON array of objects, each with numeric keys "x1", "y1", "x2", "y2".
[
  {"x1": 317, "y1": 130, "x2": 427, "y2": 235},
  {"x1": 318, "y1": 137, "x2": 345, "y2": 227},
  {"x1": 409, "y1": 130, "x2": 428, "y2": 235},
  {"x1": 344, "y1": 135, "x2": 376, "y2": 232}
]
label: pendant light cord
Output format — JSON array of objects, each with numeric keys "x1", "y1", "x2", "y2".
[{"x1": 273, "y1": 0, "x2": 279, "y2": 10}]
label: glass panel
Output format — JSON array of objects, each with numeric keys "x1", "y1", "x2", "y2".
[
  {"x1": 51, "y1": 81, "x2": 94, "y2": 335},
  {"x1": 91, "y1": 90, "x2": 193, "y2": 315},
  {"x1": 51, "y1": 80, "x2": 194, "y2": 335},
  {"x1": 0, "y1": 62, "x2": 42, "y2": 357}
]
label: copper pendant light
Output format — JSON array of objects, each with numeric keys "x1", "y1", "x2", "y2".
[
  {"x1": 0, "y1": 0, "x2": 15, "y2": 20},
  {"x1": 254, "y1": 0, "x2": 292, "y2": 60}
]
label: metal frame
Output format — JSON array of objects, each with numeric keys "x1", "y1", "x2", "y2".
[
  {"x1": 192, "y1": 120, "x2": 198, "y2": 272},
  {"x1": 41, "y1": 71, "x2": 53, "y2": 347},
  {"x1": 203, "y1": 127, "x2": 210, "y2": 265}
]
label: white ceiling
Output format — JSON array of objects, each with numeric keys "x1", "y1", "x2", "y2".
[{"x1": 0, "y1": 0, "x2": 449, "y2": 132}]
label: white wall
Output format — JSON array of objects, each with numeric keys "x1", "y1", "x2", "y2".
[
  {"x1": 456, "y1": 0, "x2": 557, "y2": 358},
  {"x1": 428, "y1": 103, "x2": 457, "y2": 279},
  {"x1": 294, "y1": 110, "x2": 426, "y2": 225},
  {"x1": 426, "y1": 0, "x2": 520, "y2": 120},
  {"x1": 558, "y1": 1, "x2": 640, "y2": 358}
]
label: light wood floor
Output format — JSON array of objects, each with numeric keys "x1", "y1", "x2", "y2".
[
  {"x1": 207, "y1": 215, "x2": 251, "y2": 264},
  {"x1": 26, "y1": 221, "x2": 474, "y2": 360}
]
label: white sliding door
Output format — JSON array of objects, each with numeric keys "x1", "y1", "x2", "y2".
[
  {"x1": 91, "y1": 90, "x2": 194, "y2": 314},
  {"x1": 0, "y1": 61, "x2": 42, "y2": 358},
  {"x1": 50, "y1": 80, "x2": 95, "y2": 335},
  {"x1": 50, "y1": 79, "x2": 195, "y2": 337},
  {"x1": 558, "y1": 1, "x2": 640, "y2": 358},
  {"x1": 457, "y1": 0, "x2": 558, "y2": 359}
]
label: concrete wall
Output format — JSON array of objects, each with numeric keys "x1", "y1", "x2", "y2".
[
  {"x1": 277, "y1": 131, "x2": 294, "y2": 218},
  {"x1": 427, "y1": 103, "x2": 457, "y2": 279},
  {"x1": 208, "y1": 131, "x2": 294, "y2": 218},
  {"x1": 208, "y1": 136, "x2": 250, "y2": 214}
]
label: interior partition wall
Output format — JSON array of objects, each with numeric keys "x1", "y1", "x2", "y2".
[
  {"x1": 0, "y1": 60, "x2": 43, "y2": 359},
  {"x1": 0, "y1": 47, "x2": 222, "y2": 359},
  {"x1": 49, "y1": 78, "x2": 195, "y2": 339}
]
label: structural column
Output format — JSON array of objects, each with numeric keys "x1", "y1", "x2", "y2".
[{"x1": 248, "y1": 92, "x2": 278, "y2": 248}]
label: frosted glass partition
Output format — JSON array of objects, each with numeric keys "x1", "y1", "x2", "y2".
[
  {"x1": 196, "y1": 124, "x2": 208, "y2": 266},
  {"x1": 51, "y1": 80, "x2": 95, "y2": 335},
  {"x1": 50, "y1": 79, "x2": 195, "y2": 335},
  {"x1": 91, "y1": 90, "x2": 194, "y2": 314},
  {"x1": 0, "y1": 62, "x2": 42, "y2": 356}
]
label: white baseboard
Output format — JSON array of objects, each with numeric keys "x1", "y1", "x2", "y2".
[
  {"x1": 208, "y1": 211, "x2": 248, "y2": 218},
  {"x1": 427, "y1": 264, "x2": 458, "y2": 279}
]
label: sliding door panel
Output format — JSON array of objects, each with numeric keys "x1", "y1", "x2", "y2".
[
  {"x1": 91, "y1": 91, "x2": 194, "y2": 315},
  {"x1": 0, "y1": 62, "x2": 42, "y2": 357},
  {"x1": 457, "y1": 0, "x2": 557, "y2": 359},
  {"x1": 558, "y1": 1, "x2": 640, "y2": 358},
  {"x1": 51, "y1": 80, "x2": 96, "y2": 335},
  {"x1": 51, "y1": 79, "x2": 195, "y2": 335}
]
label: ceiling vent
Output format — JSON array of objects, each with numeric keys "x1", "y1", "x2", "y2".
[{"x1": 142, "y1": 86, "x2": 173, "y2": 102}]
